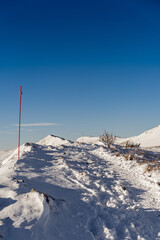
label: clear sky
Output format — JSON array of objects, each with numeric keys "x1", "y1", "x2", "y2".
[{"x1": 1, "y1": 0, "x2": 160, "y2": 150}]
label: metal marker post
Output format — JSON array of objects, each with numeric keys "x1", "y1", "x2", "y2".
[{"x1": 18, "y1": 86, "x2": 22, "y2": 160}]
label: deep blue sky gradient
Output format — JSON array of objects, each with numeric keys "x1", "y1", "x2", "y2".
[{"x1": 1, "y1": 0, "x2": 160, "y2": 149}]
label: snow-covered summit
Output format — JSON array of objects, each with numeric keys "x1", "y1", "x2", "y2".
[
  {"x1": 37, "y1": 134, "x2": 72, "y2": 147},
  {"x1": 116, "y1": 125, "x2": 160, "y2": 148}
]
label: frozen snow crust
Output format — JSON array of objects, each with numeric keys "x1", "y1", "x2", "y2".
[{"x1": 1, "y1": 134, "x2": 160, "y2": 239}]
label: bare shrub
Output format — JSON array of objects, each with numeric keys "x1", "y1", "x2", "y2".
[
  {"x1": 100, "y1": 131, "x2": 115, "y2": 148},
  {"x1": 125, "y1": 140, "x2": 140, "y2": 148}
]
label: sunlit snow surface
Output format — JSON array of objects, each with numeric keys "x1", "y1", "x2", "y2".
[{"x1": 0, "y1": 135, "x2": 160, "y2": 239}]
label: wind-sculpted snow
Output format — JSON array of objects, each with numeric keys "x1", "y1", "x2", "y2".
[{"x1": 0, "y1": 138, "x2": 160, "y2": 239}]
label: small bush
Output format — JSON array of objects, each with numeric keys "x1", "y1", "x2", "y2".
[
  {"x1": 125, "y1": 140, "x2": 140, "y2": 148},
  {"x1": 100, "y1": 131, "x2": 115, "y2": 148}
]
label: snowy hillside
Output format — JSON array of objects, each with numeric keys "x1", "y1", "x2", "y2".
[
  {"x1": 116, "y1": 125, "x2": 160, "y2": 148},
  {"x1": 0, "y1": 135, "x2": 160, "y2": 239}
]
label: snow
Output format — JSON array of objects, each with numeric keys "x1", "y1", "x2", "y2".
[
  {"x1": 116, "y1": 125, "x2": 160, "y2": 148},
  {"x1": 0, "y1": 149, "x2": 15, "y2": 165},
  {"x1": 0, "y1": 134, "x2": 160, "y2": 239},
  {"x1": 76, "y1": 136, "x2": 100, "y2": 144},
  {"x1": 38, "y1": 134, "x2": 72, "y2": 147}
]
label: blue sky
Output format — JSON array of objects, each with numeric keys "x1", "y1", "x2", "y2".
[{"x1": 0, "y1": 0, "x2": 160, "y2": 149}]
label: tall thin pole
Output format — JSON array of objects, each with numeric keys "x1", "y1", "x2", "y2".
[{"x1": 18, "y1": 86, "x2": 22, "y2": 160}]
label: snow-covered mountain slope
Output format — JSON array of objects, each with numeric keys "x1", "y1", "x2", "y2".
[
  {"x1": 116, "y1": 125, "x2": 160, "y2": 148},
  {"x1": 1, "y1": 137, "x2": 160, "y2": 239},
  {"x1": 37, "y1": 134, "x2": 72, "y2": 146}
]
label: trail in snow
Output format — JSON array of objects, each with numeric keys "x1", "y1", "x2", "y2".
[
  {"x1": 0, "y1": 138, "x2": 160, "y2": 239},
  {"x1": 62, "y1": 144, "x2": 160, "y2": 239}
]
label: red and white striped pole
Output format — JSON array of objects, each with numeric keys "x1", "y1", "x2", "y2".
[{"x1": 18, "y1": 86, "x2": 22, "y2": 160}]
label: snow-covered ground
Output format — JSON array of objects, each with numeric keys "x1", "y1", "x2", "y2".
[{"x1": 0, "y1": 135, "x2": 160, "y2": 239}]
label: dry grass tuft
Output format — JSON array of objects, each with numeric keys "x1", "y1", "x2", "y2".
[
  {"x1": 115, "y1": 151, "x2": 120, "y2": 157},
  {"x1": 124, "y1": 153, "x2": 134, "y2": 161},
  {"x1": 138, "y1": 159, "x2": 148, "y2": 165},
  {"x1": 144, "y1": 165, "x2": 154, "y2": 173},
  {"x1": 125, "y1": 140, "x2": 140, "y2": 148}
]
